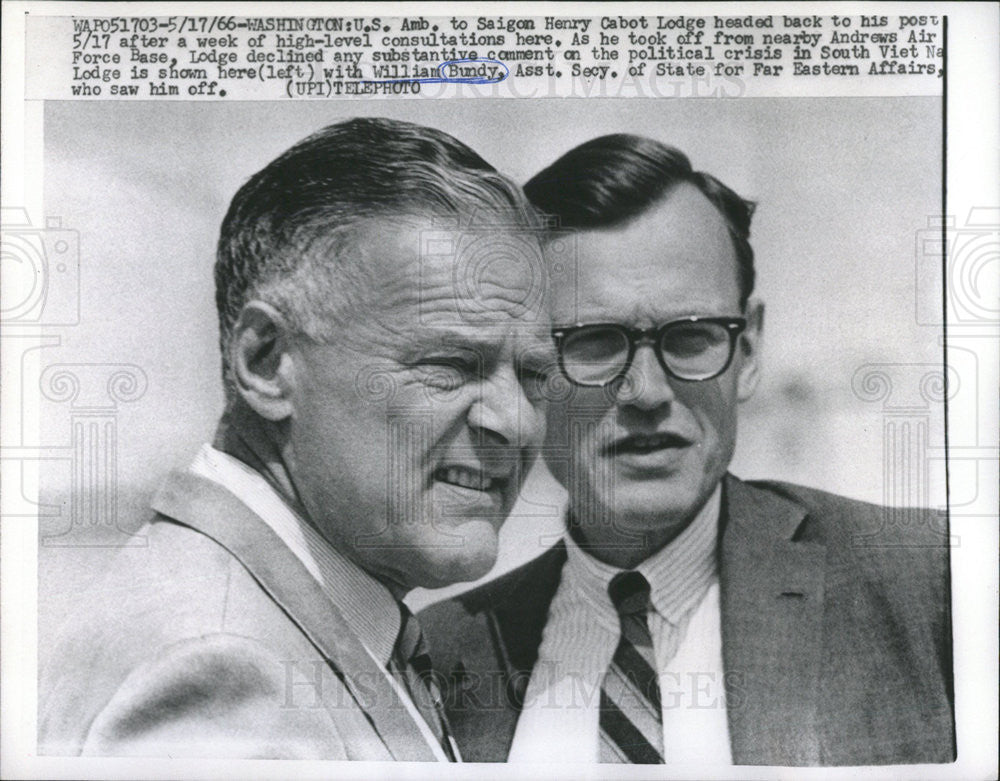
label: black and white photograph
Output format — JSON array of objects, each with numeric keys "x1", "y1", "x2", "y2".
[{"x1": 2, "y1": 3, "x2": 997, "y2": 780}]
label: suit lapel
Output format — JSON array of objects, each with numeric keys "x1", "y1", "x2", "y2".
[
  {"x1": 493, "y1": 487, "x2": 827, "y2": 766},
  {"x1": 490, "y1": 542, "x2": 568, "y2": 696},
  {"x1": 467, "y1": 478, "x2": 828, "y2": 765},
  {"x1": 151, "y1": 470, "x2": 439, "y2": 762},
  {"x1": 455, "y1": 543, "x2": 566, "y2": 760},
  {"x1": 720, "y1": 476, "x2": 826, "y2": 765}
]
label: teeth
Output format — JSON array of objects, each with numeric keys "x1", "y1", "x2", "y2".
[
  {"x1": 440, "y1": 467, "x2": 494, "y2": 491},
  {"x1": 620, "y1": 433, "x2": 677, "y2": 453}
]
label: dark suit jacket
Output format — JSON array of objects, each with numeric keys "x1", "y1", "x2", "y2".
[
  {"x1": 420, "y1": 476, "x2": 955, "y2": 765},
  {"x1": 39, "y1": 470, "x2": 441, "y2": 760}
]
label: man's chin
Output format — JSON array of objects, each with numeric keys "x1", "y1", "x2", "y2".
[
  {"x1": 593, "y1": 479, "x2": 705, "y2": 532},
  {"x1": 411, "y1": 520, "x2": 500, "y2": 589}
]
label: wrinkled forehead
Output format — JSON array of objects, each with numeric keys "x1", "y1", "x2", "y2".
[{"x1": 362, "y1": 217, "x2": 550, "y2": 329}]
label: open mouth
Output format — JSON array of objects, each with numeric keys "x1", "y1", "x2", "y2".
[
  {"x1": 606, "y1": 432, "x2": 692, "y2": 456},
  {"x1": 433, "y1": 466, "x2": 502, "y2": 492}
]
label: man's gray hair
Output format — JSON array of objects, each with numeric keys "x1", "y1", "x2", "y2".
[{"x1": 214, "y1": 117, "x2": 540, "y2": 390}]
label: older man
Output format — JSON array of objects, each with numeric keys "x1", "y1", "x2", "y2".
[
  {"x1": 39, "y1": 118, "x2": 552, "y2": 760},
  {"x1": 421, "y1": 134, "x2": 954, "y2": 766}
]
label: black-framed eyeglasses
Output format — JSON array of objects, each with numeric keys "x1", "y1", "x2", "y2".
[{"x1": 551, "y1": 316, "x2": 747, "y2": 386}]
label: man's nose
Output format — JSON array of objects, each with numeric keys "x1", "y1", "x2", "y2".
[
  {"x1": 619, "y1": 344, "x2": 677, "y2": 410},
  {"x1": 469, "y1": 365, "x2": 545, "y2": 447}
]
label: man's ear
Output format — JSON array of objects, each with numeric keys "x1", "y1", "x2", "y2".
[
  {"x1": 736, "y1": 298, "x2": 764, "y2": 402},
  {"x1": 230, "y1": 301, "x2": 297, "y2": 421}
]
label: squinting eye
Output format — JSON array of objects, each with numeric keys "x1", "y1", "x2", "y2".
[
  {"x1": 418, "y1": 359, "x2": 474, "y2": 390},
  {"x1": 518, "y1": 365, "x2": 554, "y2": 402}
]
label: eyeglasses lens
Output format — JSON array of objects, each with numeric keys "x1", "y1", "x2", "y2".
[
  {"x1": 561, "y1": 321, "x2": 737, "y2": 385},
  {"x1": 660, "y1": 321, "x2": 731, "y2": 378},
  {"x1": 561, "y1": 327, "x2": 630, "y2": 385}
]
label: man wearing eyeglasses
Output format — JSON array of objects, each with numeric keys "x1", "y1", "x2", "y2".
[{"x1": 420, "y1": 134, "x2": 954, "y2": 766}]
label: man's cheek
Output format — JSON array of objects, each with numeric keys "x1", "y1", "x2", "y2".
[
  {"x1": 698, "y1": 424, "x2": 736, "y2": 484},
  {"x1": 348, "y1": 361, "x2": 418, "y2": 410}
]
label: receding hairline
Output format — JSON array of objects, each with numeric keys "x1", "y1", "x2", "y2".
[
  {"x1": 257, "y1": 208, "x2": 546, "y2": 324},
  {"x1": 213, "y1": 116, "x2": 544, "y2": 394}
]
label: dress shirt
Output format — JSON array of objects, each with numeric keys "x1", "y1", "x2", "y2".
[
  {"x1": 508, "y1": 486, "x2": 733, "y2": 764},
  {"x1": 188, "y1": 444, "x2": 454, "y2": 761}
]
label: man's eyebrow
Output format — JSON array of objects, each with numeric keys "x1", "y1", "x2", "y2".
[
  {"x1": 412, "y1": 327, "x2": 494, "y2": 343},
  {"x1": 405, "y1": 327, "x2": 555, "y2": 357},
  {"x1": 404, "y1": 328, "x2": 505, "y2": 355}
]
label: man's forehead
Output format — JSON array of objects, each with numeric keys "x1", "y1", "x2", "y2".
[
  {"x1": 407, "y1": 320, "x2": 552, "y2": 349},
  {"x1": 359, "y1": 215, "x2": 542, "y2": 263},
  {"x1": 417, "y1": 228, "x2": 545, "y2": 290},
  {"x1": 542, "y1": 186, "x2": 740, "y2": 315},
  {"x1": 355, "y1": 220, "x2": 545, "y2": 320},
  {"x1": 386, "y1": 322, "x2": 554, "y2": 369}
]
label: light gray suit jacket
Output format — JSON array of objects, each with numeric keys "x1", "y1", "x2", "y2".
[{"x1": 39, "y1": 470, "x2": 440, "y2": 760}]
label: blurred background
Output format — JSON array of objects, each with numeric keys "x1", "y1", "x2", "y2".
[{"x1": 33, "y1": 97, "x2": 946, "y2": 619}]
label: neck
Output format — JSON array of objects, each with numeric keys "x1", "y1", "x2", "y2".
[
  {"x1": 213, "y1": 399, "x2": 305, "y2": 515},
  {"x1": 213, "y1": 399, "x2": 413, "y2": 602},
  {"x1": 567, "y1": 521, "x2": 685, "y2": 570}
]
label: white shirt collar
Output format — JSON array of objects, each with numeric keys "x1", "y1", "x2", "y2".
[{"x1": 563, "y1": 485, "x2": 721, "y2": 627}]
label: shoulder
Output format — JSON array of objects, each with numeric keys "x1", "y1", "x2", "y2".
[
  {"x1": 39, "y1": 516, "x2": 318, "y2": 756},
  {"x1": 47, "y1": 518, "x2": 240, "y2": 651},
  {"x1": 736, "y1": 476, "x2": 894, "y2": 521},
  {"x1": 47, "y1": 631, "x2": 345, "y2": 758},
  {"x1": 731, "y1": 476, "x2": 951, "y2": 626},
  {"x1": 726, "y1": 479, "x2": 954, "y2": 762},
  {"x1": 734, "y1": 477, "x2": 950, "y2": 550}
]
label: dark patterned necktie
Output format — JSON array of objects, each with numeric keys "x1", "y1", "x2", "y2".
[
  {"x1": 392, "y1": 604, "x2": 457, "y2": 761},
  {"x1": 599, "y1": 571, "x2": 665, "y2": 763}
]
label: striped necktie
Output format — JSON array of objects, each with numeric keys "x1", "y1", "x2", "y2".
[
  {"x1": 392, "y1": 604, "x2": 457, "y2": 761},
  {"x1": 599, "y1": 571, "x2": 665, "y2": 763}
]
